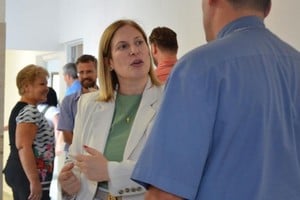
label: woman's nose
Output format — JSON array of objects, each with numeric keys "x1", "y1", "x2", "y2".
[{"x1": 129, "y1": 46, "x2": 140, "y2": 56}]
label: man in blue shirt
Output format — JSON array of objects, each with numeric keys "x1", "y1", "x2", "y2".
[
  {"x1": 62, "y1": 62, "x2": 81, "y2": 96},
  {"x1": 132, "y1": 0, "x2": 300, "y2": 199},
  {"x1": 58, "y1": 54, "x2": 98, "y2": 149}
]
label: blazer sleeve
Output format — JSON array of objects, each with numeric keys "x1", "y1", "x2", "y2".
[{"x1": 107, "y1": 160, "x2": 146, "y2": 197}]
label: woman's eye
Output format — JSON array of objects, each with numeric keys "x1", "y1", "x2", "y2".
[
  {"x1": 117, "y1": 43, "x2": 129, "y2": 50},
  {"x1": 136, "y1": 40, "x2": 144, "y2": 46}
]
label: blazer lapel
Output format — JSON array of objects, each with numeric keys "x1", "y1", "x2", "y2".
[
  {"x1": 123, "y1": 81, "x2": 161, "y2": 159},
  {"x1": 87, "y1": 101, "x2": 115, "y2": 153}
]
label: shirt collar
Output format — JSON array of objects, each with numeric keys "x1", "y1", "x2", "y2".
[
  {"x1": 217, "y1": 16, "x2": 265, "y2": 39},
  {"x1": 157, "y1": 59, "x2": 177, "y2": 68},
  {"x1": 74, "y1": 90, "x2": 82, "y2": 100}
]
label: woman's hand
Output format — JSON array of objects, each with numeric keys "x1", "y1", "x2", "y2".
[
  {"x1": 58, "y1": 162, "x2": 80, "y2": 196},
  {"x1": 28, "y1": 180, "x2": 42, "y2": 200},
  {"x1": 75, "y1": 145, "x2": 109, "y2": 182}
]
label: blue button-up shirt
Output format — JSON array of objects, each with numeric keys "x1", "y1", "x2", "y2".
[{"x1": 132, "y1": 16, "x2": 300, "y2": 200}]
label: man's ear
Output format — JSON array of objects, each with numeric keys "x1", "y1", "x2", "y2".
[
  {"x1": 65, "y1": 74, "x2": 71, "y2": 81},
  {"x1": 264, "y1": 1, "x2": 271, "y2": 18},
  {"x1": 151, "y1": 43, "x2": 157, "y2": 54}
]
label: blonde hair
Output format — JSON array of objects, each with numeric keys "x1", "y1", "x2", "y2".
[
  {"x1": 16, "y1": 64, "x2": 49, "y2": 95},
  {"x1": 98, "y1": 19, "x2": 161, "y2": 102}
]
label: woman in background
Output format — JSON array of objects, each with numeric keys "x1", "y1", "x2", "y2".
[
  {"x1": 3, "y1": 64, "x2": 55, "y2": 200},
  {"x1": 37, "y1": 87, "x2": 62, "y2": 154},
  {"x1": 37, "y1": 87, "x2": 64, "y2": 200}
]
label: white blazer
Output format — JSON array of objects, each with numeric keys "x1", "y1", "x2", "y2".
[{"x1": 69, "y1": 79, "x2": 164, "y2": 200}]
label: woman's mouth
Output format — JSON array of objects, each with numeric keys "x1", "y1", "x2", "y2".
[{"x1": 131, "y1": 59, "x2": 144, "y2": 67}]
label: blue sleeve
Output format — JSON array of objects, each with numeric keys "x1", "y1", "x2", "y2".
[
  {"x1": 57, "y1": 95, "x2": 74, "y2": 132},
  {"x1": 132, "y1": 57, "x2": 220, "y2": 199},
  {"x1": 65, "y1": 80, "x2": 81, "y2": 96}
]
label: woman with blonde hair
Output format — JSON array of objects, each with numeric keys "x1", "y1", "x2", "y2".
[
  {"x1": 58, "y1": 19, "x2": 163, "y2": 200},
  {"x1": 4, "y1": 64, "x2": 55, "y2": 200}
]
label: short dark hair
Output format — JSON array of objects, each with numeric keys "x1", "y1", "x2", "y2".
[
  {"x1": 63, "y1": 63, "x2": 78, "y2": 79},
  {"x1": 227, "y1": 0, "x2": 271, "y2": 12},
  {"x1": 149, "y1": 27, "x2": 178, "y2": 54},
  {"x1": 76, "y1": 54, "x2": 98, "y2": 70},
  {"x1": 43, "y1": 87, "x2": 58, "y2": 106}
]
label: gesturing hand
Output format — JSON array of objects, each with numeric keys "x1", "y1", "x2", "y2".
[
  {"x1": 58, "y1": 162, "x2": 81, "y2": 195},
  {"x1": 75, "y1": 145, "x2": 109, "y2": 182}
]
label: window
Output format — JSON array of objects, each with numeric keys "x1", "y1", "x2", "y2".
[{"x1": 66, "y1": 40, "x2": 83, "y2": 62}]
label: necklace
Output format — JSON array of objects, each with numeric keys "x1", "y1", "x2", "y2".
[
  {"x1": 126, "y1": 116, "x2": 130, "y2": 123},
  {"x1": 116, "y1": 93, "x2": 142, "y2": 124}
]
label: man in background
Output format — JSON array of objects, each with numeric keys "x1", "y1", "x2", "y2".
[
  {"x1": 132, "y1": 0, "x2": 300, "y2": 199},
  {"x1": 149, "y1": 26, "x2": 178, "y2": 83},
  {"x1": 58, "y1": 54, "x2": 98, "y2": 149},
  {"x1": 63, "y1": 62, "x2": 81, "y2": 96}
]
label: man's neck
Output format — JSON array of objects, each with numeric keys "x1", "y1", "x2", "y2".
[
  {"x1": 157, "y1": 53, "x2": 177, "y2": 66},
  {"x1": 212, "y1": 3, "x2": 266, "y2": 40},
  {"x1": 82, "y1": 85, "x2": 98, "y2": 94}
]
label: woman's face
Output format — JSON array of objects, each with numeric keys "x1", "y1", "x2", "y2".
[
  {"x1": 24, "y1": 76, "x2": 49, "y2": 104},
  {"x1": 109, "y1": 25, "x2": 151, "y2": 83}
]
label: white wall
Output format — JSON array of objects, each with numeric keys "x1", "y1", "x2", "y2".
[
  {"x1": 6, "y1": 0, "x2": 300, "y2": 55},
  {"x1": 57, "y1": 0, "x2": 203, "y2": 57},
  {"x1": 6, "y1": 0, "x2": 60, "y2": 51},
  {"x1": 57, "y1": 0, "x2": 300, "y2": 57},
  {"x1": 57, "y1": 0, "x2": 300, "y2": 60},
  {"x1": 265, "y1": 1, "x2": 300, "y2": 50}
]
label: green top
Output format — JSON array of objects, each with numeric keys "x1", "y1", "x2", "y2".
[{"x1": 103, "y1": 93, "x2": 142, "y2": 162}]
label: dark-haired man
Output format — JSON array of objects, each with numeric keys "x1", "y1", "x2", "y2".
[
  {"x1": 132, "y1": 0, "x2": 300, "y2": 199},
  {"x1": 58, "y1": 54, "x2": 98, "y2": 148},
  {"x1": 149, "y1": 26, "x2": 178, "y2": 83}
]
